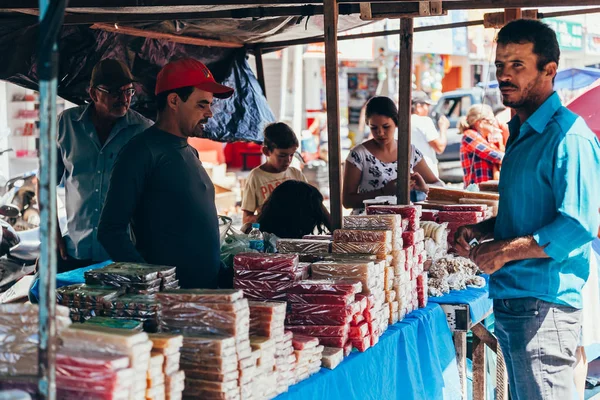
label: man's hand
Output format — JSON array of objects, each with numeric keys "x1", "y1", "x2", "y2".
[
  {"x1": 454, "y1": 224, "x2": 482, "y2": 256},
  {"x1": 438, "y1": 115, "x2": 450, "y2": 131},
  {"x1": 469, "y1": 240, "x2": 508, "y2": 275}
]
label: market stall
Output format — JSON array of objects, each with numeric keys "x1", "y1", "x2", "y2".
[{"x1": 1, "y1": 1, "x2": 599, "y2": 400}]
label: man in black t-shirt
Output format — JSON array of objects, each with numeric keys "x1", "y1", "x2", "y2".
[{"x1": 98, "y1": 58, "x2": 234, "y2": 289}]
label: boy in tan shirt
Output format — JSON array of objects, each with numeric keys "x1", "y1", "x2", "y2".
[{"x1": 242, "y1": 122, "x2": 308, "y2": 224}]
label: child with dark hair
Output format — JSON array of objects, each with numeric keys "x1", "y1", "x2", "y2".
[
  {"x1": 243, "y1": 180, "x2": 331, "y2": 239},
  {"x1": 242, "y1": 122, "x2": 308, "y2": 224}
]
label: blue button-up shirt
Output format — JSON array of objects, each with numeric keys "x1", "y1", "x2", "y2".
[
  {"x1": 57, "y1": 104, "x2": 153, "y2": 261},
  {"x1": 493, "y1": 92, "x2": 600, "y2": 309}
]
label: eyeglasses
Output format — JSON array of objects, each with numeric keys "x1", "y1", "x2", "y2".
[{"x1": 96, "y1": 86, "x2": 136, "y2": 98}]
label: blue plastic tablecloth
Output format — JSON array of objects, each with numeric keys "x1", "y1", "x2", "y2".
[
  {"x1": 276, "y1": 303, "x2": 462, "y2": 400},
  {"x1": 29, "y1": 260, "x2": 112, "y2": 303},
  {"x1": 428, "y1": 275, "x2": 493, "y2": 323}
]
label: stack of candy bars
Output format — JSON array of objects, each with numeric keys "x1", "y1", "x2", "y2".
[
  {"x1": 55, "y1": 349, "x2": 134, "y2": 400},
  {"x1": 285, "y1": 279, "x2": 376, "y2": 352},
  {"x1": 291, "y1": 335, "x2": 323, "y2": 383},
  {"x1": 366, "y1": 205, "x2": 428, "y2": 318},
  {"x1": 59, "y1": 324, "x2": 154, "y2": 399},
  {"x1": 277, "y1": 238, "x2": 333, "y2": 254},
  {"x1": 340, "y1": 215, "x2": 402, "y2": 326},
  {"x1": 85, "y1": 263, "x2": 179, "y2": 294},
  {"x1": 148, "y1": 334, "x2": 185, "y2": 400},
  {"x1": 0, "y1": 304, "x2": 72, "y2": 376},
  {"x1": 248, "y1": 301, "x2": 294, "y2": 396},
  {"x1": 233, "y1": 254, "x2": 307, "y2": 301},
  {"x1": 56, "y1": 284, "x2": 161, "y2": 331},
  {"x1": 156, "y1": 289, "x2": 252, "y2": 399}
]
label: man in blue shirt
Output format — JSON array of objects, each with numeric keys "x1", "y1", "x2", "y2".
[
  {"x1": 456, "y1": 19, "x2": 600, "y2": 400},
  {"x1": 56, "y1": 59, "x2": 152, "y2": 271}
]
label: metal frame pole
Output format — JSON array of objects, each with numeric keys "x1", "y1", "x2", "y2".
[
  {"x1": 323, "y1": 0, "x2": 342, "y2": 229},
  {"x1": 37, "y1": 0, "x2": 66, "y2": 398},
  {"x1": 396, "y1": 17, "x2": 413, "y2": 205}
]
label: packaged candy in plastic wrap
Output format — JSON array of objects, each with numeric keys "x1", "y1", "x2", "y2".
[
  {"x1": 440, "y1": 204, "x2": 488, "y2": 212},
  {"x1": 311, "y1": 336, "x2": 347, "y2": 348},
  {"x1": 310, "y1": 261, "x2": 377, "y2": 290},
  {"x1": 181, "y1": 335, "x2": 236, "y2": 357},
  {"x1": 284, "y1": 325, "x2": 349, "y2": 337},
  {"x1": 302, "y1": 235, "x2": 333, "y2": 241},
  {"x1": 84, "y1": 264, "x2": 161, "y2": 285},
  {"x1": 321, "y1": 347, "x2": 343, "y2": 370},
  {"x1": 331, "y1": 242, "x2": 390, "y2": 257},
  {"x1": 289, "y1": 302, "x2": 359, "y2": 318},
  {"x1": 286, "y1": 292, "x2": 355, "y2": 305},
  {"x1": 84, "y1": 317, "x2": 143, "y2": 331},
  {"x1": 402, "y1": 229, "x2": 425, "y2": 248},
  {"x1": 349, "y1": 321, "x2": 369, "y2": 339},
  {"x1": 240, "y1": 289, "x2": 288, "y2": 301},
  {"x1": 233, "y1": 279, "x2": 294, "y2": 292},
  {"x1": 342, "y1": 215, "x2": 402, "y2": 232},
  {"x1": 233, "y1": 253, "x2": 299, "y2": 272},
  {"x1": 438, "y1": 211, "x2": 484, "y2": 224},
  {"x1": 277, "y1": 239, "x2": 332, "y2": 254},
  {"x1": 288, "y1": 280, "x2": 362, "y2": 296},
  {"x1": 291, "y1": 335, "x2": 319, "y2": 350},
  {"x1": 333, "y1": 229, "x2": 393, "y2": 245},
  {"x1": 421, "y1": 210, "x2": 440, "y2": 222},
  {"x1": 233, "y1": 269, "x2": 301, "y2": 281},
  {"x1": 56, "y1": 284, "x2": 124, "y2": 306},
  {"x1": 366, "y1": 205, "x2": 421, "y2": 231},
  {"x1": 352, "y1": 336, "x2": 371, "y2": 352},
  {"x1": 156, "y1": 289, "x2": 243, "y2": 304},
  {"x1": 286, "y1": 312, "x2": 352, "y2": 326}
]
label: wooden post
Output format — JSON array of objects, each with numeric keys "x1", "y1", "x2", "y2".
[
  {"x1": 396, "y1": 17, "x2": 413, "y2": 205},
  {"x1": 472, "y1": 334, "x2": 487, "y2": 400},
  {"x1": 453, "y1": 332, "x2": 468, "y2": 400},
  {"x1": 254, "y1": 47, "x2": 267, "y2": 99},
  {"x1": 323, "y1": 0, "x2": 342, "y2": 229}
]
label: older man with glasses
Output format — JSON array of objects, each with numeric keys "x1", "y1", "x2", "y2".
[{"x1": 54, "y1": 58, "x2": 152, "y2": 272}]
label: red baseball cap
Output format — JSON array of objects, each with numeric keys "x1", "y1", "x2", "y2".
[{"x1": 155, "y1": 58, "x2": 234, "y2": 98}]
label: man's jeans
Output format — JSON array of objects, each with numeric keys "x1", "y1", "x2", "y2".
[{"x1": 494, "y1": 298, "x2": 581, "y2": 400}]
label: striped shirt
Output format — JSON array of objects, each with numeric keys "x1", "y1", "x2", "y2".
[{"x1": 492, "y1": 92, "x2": 600, "y2": 309}]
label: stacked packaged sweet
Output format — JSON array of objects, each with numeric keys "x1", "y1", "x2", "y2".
[
  {"x1": 56, "y1": 284, "x2": 161, "y2": 331},
  {"x1": 320, "y1": 347, "x2": 344, "y2": 370},
  {"x1": 247, "y1": 336, "x2": 277, "y2": 400},
  {"x1": 85, "y1": 263, "x2": 179, "y2": 294},
  {"x1": 277, "y1": 239, "x2": 333, "y2": 255},
  {"x1": 55, "y1": 349, "x2": 134, "y2": 400},
  {"x1": 291, "y1": 335, "x2": 323, "y2": 383},
  {"x1": 156, "y1": 289, "x2": 251, "y2": 400},
  {"x1": 340, "y1": 215, "x2": 405, "y2": 325},
  {"x1": 148, "y1": 334, "x2": 185, "y2": 400},
  {"x1": 233, "y1": 253, "x2": 302, "y2": 301},
  {"x1": 0, "y1": 304, "x2": 72, "y2": 376},
  {"x1": 285, "y1": 279, "x2": 375, "y2": 353},
  {"x1": 59, "y1": 324, "x2": 153, "y2": 399},
  {"x1": 248, "y1": 301, "x2": 292, "y2": 397},
  {"x1": 364, "y1": 206, "x2": 428, "y2": 318}
]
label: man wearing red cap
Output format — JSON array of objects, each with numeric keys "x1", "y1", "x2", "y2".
[
  {"x1": 98, "y1": 58, "x2": 234, "y2": 289},
  {"x1": 54, "y1": 59, "x2": 152, "y2": 272}
]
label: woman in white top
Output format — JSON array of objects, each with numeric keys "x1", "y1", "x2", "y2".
[{"x1": 342, "y1": 96, "x2": 443, "y2": 213}]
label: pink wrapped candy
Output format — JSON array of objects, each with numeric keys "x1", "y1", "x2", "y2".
[
  {"x1": 286, "y1": 292, "x2": 356, "y2": 305},
  {"x1": 233, "y1": 253, "x2": 299, "y2": 272},
  {"x1": 288, "y1": 280, "x2": 363, "y2": 296},
  {"x1": 285, "y1": 325, "x2": 349, "y2": 337}
]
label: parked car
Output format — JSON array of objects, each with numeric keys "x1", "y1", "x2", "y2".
[{"x1": 428, "y1": 87, "x2": 504, "y2": 183}]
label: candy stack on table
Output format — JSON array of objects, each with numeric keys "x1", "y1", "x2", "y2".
[
  {"x1": 285, "y1": 279, "x2": 371, "y2": 352},
  {"x1": 309, "y1": 258, "x2": 386, "y2": 348},
  {"x1": 85, "y1": 263, "x2": 179, "y2": 294},
  {"x1": 291, "y1": 335, "x2": 324, "y2": 383},
  {"x1": 148, "y1": 334, "x2": 185, "y2": 400},
  {"x1": 341, "y1": 215, "x2": 404, "y2": 325},
  {"x1": 365, "y1": 206, "x2": 428, "y2": 317},
  {"x1": 59, "y1": 324, "x2": 154, "y2": 399},
  {"x1": 248, "y1": 301, "x2": 291, "y2": 397},
  {"x1": 0, "y1": 304, "x2": 72, "y2": 376},
  {"x1": 156, "y1": 289, "x2": 252, "y2": 400},
  {"x1": 233, "y1": 253, "x2": 304, "y2": 301}
]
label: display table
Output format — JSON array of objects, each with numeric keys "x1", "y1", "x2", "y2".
[
  {"x1": 428, "y1": 276, "x2": 505, "y2": 400},
  {"x1": 277, "y1": 303, "x2": 462, "y2": 400}
]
